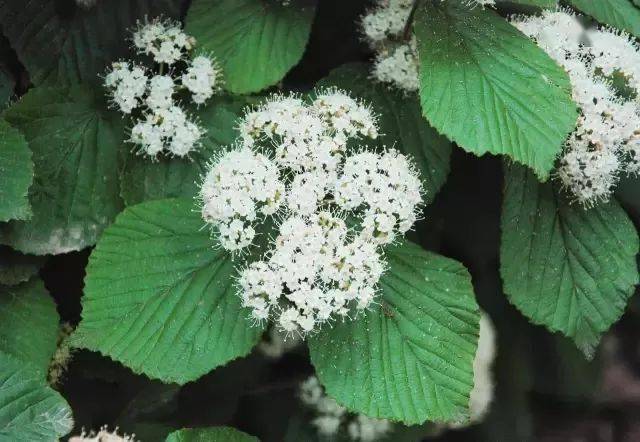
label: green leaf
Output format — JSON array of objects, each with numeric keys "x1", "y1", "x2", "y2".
[
  {"x1": 186, "y1": 0, "x2": 316, "y2": 94},
  {"x1": 2, "y1": 85, "x2": 123, "y2": 255},
  {"x1": 414, "y1": 2, "x2": 578, "y2": 181},
  {"x1": 0, "y1": 0, "x2": 183, "y2": 86},
  {"x1": 120, "y1": 96, "x2": 249, "y2": 206},
  {"x1": 569, "y1": 0, "x2": 640, "y2": 38},
  {"x1": 166, "y1": 427, "x2": 259, "y2": 442},
  {"x1": 0, "y1": 119, "x2": 33, "y2": 222},
  {"x1": 0, "y1": 278, "x2": 59, "y2": 376},
  {"x1": 0, "y1": 353, "x2": 73, "y2": 441},
  {"x1": 72, "y1": 198, "x2": 263, "y2": 384},
  {"x1": 317, "y1": 63, "x2": 452, "y2": 203},
  {"x1": 308, "y1": 242, "x2": 480, "y2": 425},
  {"x1": 500, "y1": 163, "x2": 640, "y2": 357},
  {"x1": 0, "y1": 246, "x2": 46, "y2": 286}
]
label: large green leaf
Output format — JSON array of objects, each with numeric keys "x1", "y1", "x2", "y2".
[
  {"x1": 72, "y1": 198, "x2": 263, "y2": 384},
  {"x1": 0, "y1": 0, "x2": 182, "y2": 86},
  {"x1": 186, "y1": 0, "x2": 316, "y2": 94},
  {"x1": 500, "y1": 164, "x2": 639, "y2": 357},
  {"x1": 569, "y1": 0, "x2": 640, "y2": 38},
  {"x1": 308, "y1": 242, "x2": 480, "y2": 425},
  {"x1": 317, "y1": 63, "x2": 452, "y2": 203},
  {"x1": 0, "y1": 278, "x2": 59, "y2": 376},
  {"x1": 120, "y1": 96, "x2": 248, "y2": 205},
  {"x1": 414, "y1": 2, "x2": 577, "y2": 181},
  {"x1": 0, "y1": 119, "x2": 33, "y2": 222},
  {"x1": 2, "y1": 85, "x2": 123, "y2": 255},
  {"x1": 0, "y1": 353, "x2": 73, "y2": 441},
  {"x1": 166, "y1": 427, "x2": 259, "y2": 442}
]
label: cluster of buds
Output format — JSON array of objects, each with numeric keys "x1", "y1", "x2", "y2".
[
  {"x1": 199, "y1": 90, "x2": 423, "y2": 335},
  {"x1": 104, "y1": 18, "x2": 223, "y2": 158}
]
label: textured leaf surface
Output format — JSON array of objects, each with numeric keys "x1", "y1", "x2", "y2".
[
  {"x1": 415, "y1": 2, "x2": 577, "y2": 180},
  {"x1": 186, "y1": 0, "x2": 316, "y2": 94},
  {"x1": 72, "y1": 198, "x2": 263, "y2": 384},
  {"x1": 166, "y1": 427, "x2": 259, "y2": 442},
  {"x1": 0, "y1": 0, "x2": 182, "y2": 85},
  {"x1": 569, "y1": 0, "x2": 640, "y2": 37},
  {"x1": 318, "y1": 64, "x2": 452, "y2": 203},
  {"x1": 500, "y1": 164, "x2": 639, "y2": 356},
  {"x1": 2, "y1": 85, "x2": 123, "y2": 255},
  {"x1": 120, "y1": 96, "x2": 248, "y2": 205},
  {"x1": 0, "y1": 278, "x2": 59, "y2": 376},
  {"x1": 0, "y1": 246, "x2": 46, "y2": 286},
  {"x1": 0, "y1": 354, "x2": 73, "y2": 441},
  {"x1": 309, "y1": 242, "x2": 480, "y2": 424},
  {"x1": 0, "y1": 119, "x2": 33, "y2": 222}
]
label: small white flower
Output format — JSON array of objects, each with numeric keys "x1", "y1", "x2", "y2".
[
  {"x1": 372, "y1": 39, "x2": 420, "y2": 92},
  {"x1": 104, "y1": 61, "x2": 147, "y2": 114},
  {"x1": 145, "y1": 74, "x2": 174, "y2": 110},
  {"x1": 182, "y1": 55, "x2": 223, "y2": 104},
  {"x1": 129, "y1": 106, "x2": 204, "y2": 158},
  {"x1": 132, "y1": 18, "x2": 195, "y2": 65}
]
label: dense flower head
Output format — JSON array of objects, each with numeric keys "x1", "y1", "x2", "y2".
[
  {"x1": 199, "y1": 91, "x2": 423, "y2": 334},
  {"x1": 104, "y1": 18, "x2": 223, "y2": 159},
  {"x1": 512, "y1": 9, "x2": 640, "y2": 206},
  {"x1": 300, "y1": 376, "x2": 392, "y2": 441},
  {"x1": 132, "y1": 18, "x2": 195, "y2": 65}
]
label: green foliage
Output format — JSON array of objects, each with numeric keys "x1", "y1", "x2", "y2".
[
  {"x1": 186, "y1": 0, "x2": 316, "y2": 94},
  {"x1": 0, "y1": 354, "x2": 73, "y2": 441},
  {"x1": 309, "y1": 241, "x2": 480, "y2": 425},
  {"x1": 317, "y1": 63, "x2": 452, "y2": 203},
  {"x1": 0, "y1": 119, "x2": 32, "y2": 222},
  {"x1": 0, "y1": 279, "x2": 73, "y2": 441},
  {"x1": 0, "y1": 0, "x2": 183, "y2": 86},
  {"x1": 414, "y1": 1, "x2": 578, "y2": 180},
  {"x1": 120, "y1": 96, "x2": 249, "y2": 205},
  {"x1": 166, "y1": 426, "x2": 259, "y2": 442},
  {"x1": 72, "y1": 198, "x2": 264, "y2": 384},
  {"x1": 1, "y1": 85, "x2": 123, "y2": 255},
  {"x1": 0, "y1": 278, "x2": 59, "y2": 376},
  {"x1": 569, "y1": 0, "x2": 640, "y2": 37},
  {"x1": 500, "y1": 163, "x2": 640, "y2": 356}
]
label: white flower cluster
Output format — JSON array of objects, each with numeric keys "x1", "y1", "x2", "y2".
[
  {"x1": 69, "y1": 426, "x2": 135, "y2": 442},
  {"x1": 300, "y1": 376, "x2": 392, "y2": 441},
  {"x1": 512, "y1": 9, "x2": 640, "y2": 206},
  {"x1": 104, "y1": 18, "x2": 223, "y2": 158},
  {"x1": 360, "y1": 0, "x2": 494, "y2": 92},
  {"x1": 199, "y1": 91, "x2": 423, "y2": 335},
  {"x1": 361, "y1": 0, "x2": 419, "y2": 92}
]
